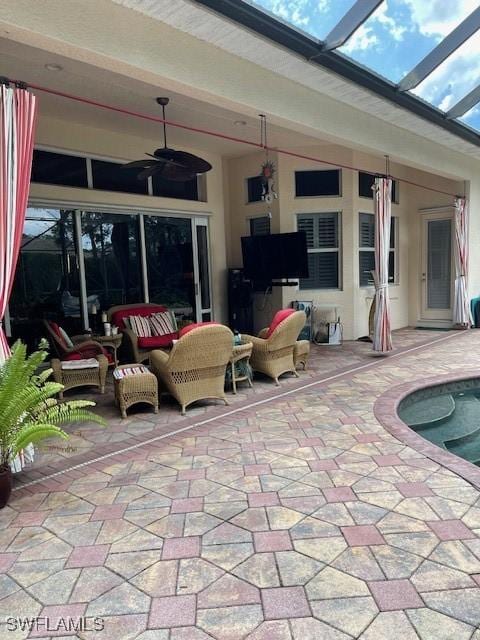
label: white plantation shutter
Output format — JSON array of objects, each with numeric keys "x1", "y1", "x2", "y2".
[
  {"x1": 250, "y1": 216, "x2": 271, "y2": 236},
  {"x1": 359, "y1": 213, "x2": 397, "y2": 286},
  {"x1": 298, "y1": 213, "x2": 340, "y2": 289}
]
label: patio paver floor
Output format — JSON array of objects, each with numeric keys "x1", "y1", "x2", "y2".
[{"x1": 2, "y1": 328, "x2": 480, "y2": 638}]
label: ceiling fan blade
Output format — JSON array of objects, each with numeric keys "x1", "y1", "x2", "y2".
[
  {"x1": 169, "y1": 150, "x2": 212, "y2": 174},
  {"x1": 122, "y1": 159, "x2": 157, "y2": 170},
  {"x1": 137, "y1": 164, "x2": 165, "y2": 180},
  {"x1": 146, "y1": 152, "x2": 187, "y2": 168}
]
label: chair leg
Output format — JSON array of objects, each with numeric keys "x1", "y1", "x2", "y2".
[
  {"x1": 247, "y1": 377, "x2": 253, "y2": 388},
  {"x1": 231, "y1": 362, "x2": 237, "y2": 394},
  {"x1": 181, "y1": 405, "x2": 186, "y2": 416},
  {"x1": 274, "y1": 377, "x2": 280, "y2": 387}
]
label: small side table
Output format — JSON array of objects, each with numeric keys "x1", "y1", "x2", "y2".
[
  {"x1": 113, "y1": 364, "x2": 159, "y2": 419},
  {"x1": 92, "y1": 333, "x2": 123, "y2": 367},
  {"x1": 229, "y1": 341, "x2": 253, "y2": 394}
]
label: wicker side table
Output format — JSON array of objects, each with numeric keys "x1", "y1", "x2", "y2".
[
  {"x1": 229, "y1": 341, "x2": 253, "y2": 394},
  {"x1": 114, "y1": 364, "x2": 159, "y2": 419},
  {"x1": 293, "y1": 340, "x2": 310, "y2": 371},
  {"x1": 91, "y1": 333, "x2": 123, "y2": 367}
]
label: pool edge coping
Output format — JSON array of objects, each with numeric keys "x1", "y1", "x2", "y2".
[{"x1": 374, "y1": 370, "x2": 480, "y2": 490}]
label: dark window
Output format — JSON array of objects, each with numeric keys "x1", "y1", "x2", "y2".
[
  {"x1": 359, "y1": 172, "x2": 398, "y2": 203},
  {"x1": 295, "y1": 170, "x2": 341, "y2": 197},
  {"x1": 247, "y1": 176, "x2": 263, "y2": 203},
  {"x1": 151, "y1": 174, "x2": 199, "y2": 201},
  {"x1": 298, "y1": 213, "x2": 340, "y2": 289},
  {"x1": 249, "y1": 216, "x2": 271, "y2": 236},
  {"x1": 359, "y1": 213, "x2": 397, "y2": 286},
  {"x1": 91, "y1": 159, "x2": 148, "y2": 195},
  {"x1": 31, "y1": 150, "x2": 88, "y2": 188}
]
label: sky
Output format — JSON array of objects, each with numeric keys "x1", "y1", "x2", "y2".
[{"x1": 251, "y1": 0, "x2": 480, "y2": 131}]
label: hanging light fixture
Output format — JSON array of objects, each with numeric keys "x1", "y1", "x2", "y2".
[{"x1": 259, "y1": 114, "x2": 277, "y2": 203}]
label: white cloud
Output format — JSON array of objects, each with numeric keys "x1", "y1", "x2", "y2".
[
  {"x1": 263, "y1": 0, "x2": 311, "y2": 27},
  {"x1": 342, "y1": 24, "x2": 379, "y2": 53},
  {"x1": 374, "y1": 2, "x2": 407, "y2": 42},
  {"x1": 404, "y1": 0, "x2": 478, "y2": 38}
]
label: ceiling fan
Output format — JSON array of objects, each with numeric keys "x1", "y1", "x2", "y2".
[{"x1": 122, "y1": 97, "x2": 212, "y2": 182}]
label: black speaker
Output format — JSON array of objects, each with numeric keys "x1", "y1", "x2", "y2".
[{"x1": 228, "y1": 268, "x2": 253, "y2": 334}]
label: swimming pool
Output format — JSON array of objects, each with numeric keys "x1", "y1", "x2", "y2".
[{"x1": 398, "y1": 379, "x2": 480, "y2": 467}]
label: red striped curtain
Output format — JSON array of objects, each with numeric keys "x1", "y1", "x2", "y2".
[
  {"x1": 0, "y1": 85, "x2": 37, "y2": 362},
  {"x1": 453, "y1": 196, "x2": 471, "y2": 327},
  {"x1": 372, "y1": 176, "x2": 393, "y2": 353}
]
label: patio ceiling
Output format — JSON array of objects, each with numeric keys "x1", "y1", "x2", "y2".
[{"x1": 0, "y1": 38, "x2": 328, "y2": 158}]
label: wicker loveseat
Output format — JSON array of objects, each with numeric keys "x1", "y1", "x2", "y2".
[
  {"x1": 242, "y1": 309, "x2": 306, "y2": 385},
  {"x1": 150, "y1": 323, "x2": 234, "y2": 415},
  {"x1": 107, "y1": 303, "x2": 178, "y2": 363}
]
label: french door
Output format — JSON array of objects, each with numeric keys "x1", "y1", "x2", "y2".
[{"x1": 420, "y1": 212, "x2": 453, "y2": 323}]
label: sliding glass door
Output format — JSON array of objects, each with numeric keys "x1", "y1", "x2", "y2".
[
  {"x1": 9, "y1": 207, "x2": 213, "y2": 346},
  {"x1": 9, "y1": 208, "x2": 82, "y2": 349},
  {"x1": 193, "y1": 217, "x2": 213, "y2": 322},
  {"x1": 81, "y1": 212, "x2": 143, "y2": 310},
  {"x1": 144, "y1": 215, "x2": 195, "y2": 319}
]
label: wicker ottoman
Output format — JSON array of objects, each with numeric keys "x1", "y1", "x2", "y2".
[
  {"x1": 294, "y1": 340, "x2": 310, "y2": 371},
  {"x1": 51, "y1": 356, "x2": 108, "y2": 399},
  {"x1": 114, "y1": 364, "x2": 159, "y2": 419}
]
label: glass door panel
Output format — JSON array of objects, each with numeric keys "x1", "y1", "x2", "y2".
[
  {"x1": 9, "y1": 208, "x2": 81, "y2": 349},
  {"x1": 193, "y1": 218, "x2": 212, "y2": 322},
  {"x1": 81, "y1": 212, "x2": 142, "y2": 315},
  {"x1": 144, "y1": 215, "x2": 195, "y2": 320}
]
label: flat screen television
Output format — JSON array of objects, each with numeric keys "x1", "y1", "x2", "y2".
[{"x1": 241, "y1": 232, "x2": 309, "y2": 283}]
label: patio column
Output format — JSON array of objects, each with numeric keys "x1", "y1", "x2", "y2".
[
  {"x1": 0, "y1": 83, "x2": 37, "y2": 362},
  {"x1": 453, "y1": 196, "x2": 471, "y2": 327},
  {"x1": 372, "y1": 176, "x2": 393, "y2": 354}
]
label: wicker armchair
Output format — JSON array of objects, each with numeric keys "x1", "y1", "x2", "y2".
[
  {"x1": 242, "y1": 310, "x2": 306, "y2": 385},
  {"x1": 107, "y1": 303, "x2": 177, "y2": 363},
  {"x1": 43, "y1": 320, "x2": 109, "y2": 362},
  {"x1": 51, "y1": 355, "x2": 108, "y2": 399},
  {"x1": 150, "y1": 324, "x2": 234, "y2": 415}
]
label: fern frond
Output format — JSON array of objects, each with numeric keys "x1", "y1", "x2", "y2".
[{"x1": 13, "y1": 424, "x2": 69, "y2": 456}]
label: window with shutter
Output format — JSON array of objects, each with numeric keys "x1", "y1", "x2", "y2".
[
  {"x1": 249, "y1": 216, "x2": 271, "y2": 236},
  {"x1": 297, "y1": 213, "x2": 341, "y2": 289},
  {"x1": 359, "y1": 213, "x2": 398, "y2": 286}
]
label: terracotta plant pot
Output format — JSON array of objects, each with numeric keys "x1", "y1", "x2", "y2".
[{"x1": 0, "y1": 465, "x2": 12, "y2": 509}]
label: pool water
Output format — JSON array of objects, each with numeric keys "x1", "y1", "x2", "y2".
[{"x1": 398, "y1": 386, "x2": 480, "y2": 467}]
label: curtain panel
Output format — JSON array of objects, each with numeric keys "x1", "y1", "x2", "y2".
[
  {"x1": 453, "y1": 196, "x2": 471, "y2": 327},
  {"x1": 0, "y1": 84, "x2": 37, "y2": 361},
  {"x1": 372, "y1": 176, "x2": 393, "y2": 353}
]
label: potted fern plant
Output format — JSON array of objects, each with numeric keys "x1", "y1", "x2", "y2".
[{"x1": 0, "y1": 340, "x2": 106, "y2": 508}]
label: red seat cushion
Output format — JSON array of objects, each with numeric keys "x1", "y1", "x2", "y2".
[
  {"x1": 179, "y1": 321, "x2": 220, "y2": 338},
  {"x1": 111, "y1": 305, "x2": 168, "y2": 330},
  {"x1": 266, "y1": 308, "x2": 296, "y2": 338},
  {"x1": 137, "y1": 334, "x2": 177, "y2": 349}
]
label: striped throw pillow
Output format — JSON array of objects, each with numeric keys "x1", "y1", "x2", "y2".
[
  {"x1": 149, "y1": 311, "x2": 176, "y2": 337},
  {"x1": 128, "y1": 315, "x2": 152, "y2": 338}
]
